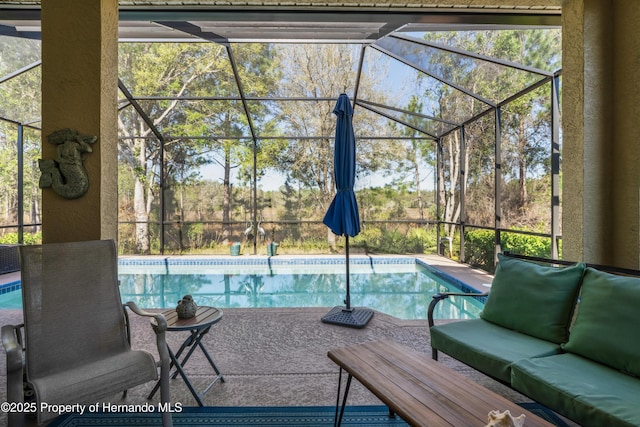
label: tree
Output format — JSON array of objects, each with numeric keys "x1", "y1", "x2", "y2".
[
  {"x1": 414, "y1": 30, "x2": 561, "y2": 243},
  {"x1": 270, "y1": 43, "x2": 397, "y2": 247},
  {"x1": 390, "y1": 95, "x2": 437, "y2": 220},
  {"x1": 0, "y1": 37, "x2": 42, "y2": 237},
  {"x1": 117, "y1": 42, "x2": 279, "y2": 253}
]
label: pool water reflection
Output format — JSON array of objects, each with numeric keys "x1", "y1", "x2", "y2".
[{"x1": 117, "y1": 257, "x2": 484, "y2": 320}]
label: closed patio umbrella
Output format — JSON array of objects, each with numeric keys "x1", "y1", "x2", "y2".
[{"x1": 321, "y1": 93, "x2": 374, "y2": 328}]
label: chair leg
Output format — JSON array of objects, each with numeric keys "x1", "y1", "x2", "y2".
[
  {"x1": 7, "y1": 411, "x2": 25, "y2": 427},
  {"x1": 156, "y1": 329, "x2": 174, "y2": 427}
]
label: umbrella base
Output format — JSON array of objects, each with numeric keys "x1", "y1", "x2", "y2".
[{"x1": 321, "y1": 306, "x2": 374, "y2": 329}]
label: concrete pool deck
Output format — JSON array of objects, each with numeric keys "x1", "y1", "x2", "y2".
[
  {"x1": 417, "y1": 254, "x2": 493, "y2": 292},
  {"x1": 0, "y1": 306, "x2": 579, "y2": 427}
]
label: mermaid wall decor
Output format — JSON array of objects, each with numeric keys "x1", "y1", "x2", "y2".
[{"x1": 39, "y1": 128, "x2": 97, "y2": 199}]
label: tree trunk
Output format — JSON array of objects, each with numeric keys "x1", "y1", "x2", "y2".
[
  {"x1": 519, "y1": 123, "x2": 528, "y2": 206},
  {"x1": 134, "y1": 138, "x2": 151, "y2": 254},
  {"x1": 222, "y1": 144, "x2": 231, "y2": 244},
  {"x1": 31, "y1": 187, "x2": 41, "y2": 232},
  {"x1": 328, "y1": 228, "x2": 336, "y2": 251},
  {"x1": 414, "y1": 148, "x2": 424, "y2": 220}
]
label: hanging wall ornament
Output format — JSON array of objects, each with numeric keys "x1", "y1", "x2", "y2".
[{"x1": 38, "y1": 128, "x2": 96, "y2": 199}]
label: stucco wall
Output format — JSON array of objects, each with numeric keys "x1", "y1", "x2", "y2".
[
  {"x1": 562, "y1": 0, "x2": 640, "y2": 267},
  {"x1": 41, "y1": 0, "x2": 118, "y2": 243}
]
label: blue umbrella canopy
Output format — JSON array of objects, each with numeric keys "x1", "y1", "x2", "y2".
[
  {"x1": 320, "y1": 94, "x2": 373, "y2": 328},
  {"x1": 323, "y1": 93, "x2": 361, "y2": 237}
]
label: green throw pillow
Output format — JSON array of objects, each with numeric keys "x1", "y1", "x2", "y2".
[
  {"x1": 480, "y1": 253, "x2": 585, "y2": 343},
  {"x1": 562, "y1": 268, "x2": 640, "y2": 377}
]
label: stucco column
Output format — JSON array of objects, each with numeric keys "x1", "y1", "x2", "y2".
[
  {"x1": 41, "y1": 0, "x2": 118, "y2": 243},
  {"x1": 562, "y1": 0, "x2": 640, "y2": 268},
  {"x1": 610, "y1": 0, "x2": 640, "y2": 268}
]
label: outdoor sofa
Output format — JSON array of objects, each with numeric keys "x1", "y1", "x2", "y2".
[{"x1": 428, "y1": 252, "x2": 640, "y2": 427}]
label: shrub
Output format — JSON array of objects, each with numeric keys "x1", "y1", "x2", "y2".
[
  {"x1": 464, "y1": 228, "x2": 552, "y2": 273},
  {"x1": 0, "y1": 232, "x2": 42, "y2": 245}
]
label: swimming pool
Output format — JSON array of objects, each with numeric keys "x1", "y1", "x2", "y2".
[{"x1": 0, "y1": 256, "x2": 485, "y2": 320}]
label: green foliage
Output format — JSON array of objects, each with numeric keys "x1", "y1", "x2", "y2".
[
  {"x1": 280, "y1": 236, "x2": 330, "y2": 253},
  {"x1": 187, "y1": 223, "x2": 205, "y2": 249},
  {"x1": 501, "y1": 231, "x2": 551, "y2": 258},
  {"x1": 464, "y1": 229, "x2": 495, "y2": 271},
  {"x1": 354, "y1": 225, "x2": 437, "y2": 254},
  {"x1": 0, "y1": 232, "x2": 41, "y2": 245},
  {"x1": 464, "y1": 228, "x2": 552, "y2": 273}
]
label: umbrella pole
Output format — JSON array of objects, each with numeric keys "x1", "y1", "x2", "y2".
[
  {"x1": 344, "y1": 235, "x2": 351, "y2": 311},
  {"x1": 320, "y1": 234, "x2": 373, "y2": 328}
]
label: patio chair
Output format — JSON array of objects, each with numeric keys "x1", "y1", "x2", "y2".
[{"x1": 1, "y1": 240, "x2": 173, "y2": 427}]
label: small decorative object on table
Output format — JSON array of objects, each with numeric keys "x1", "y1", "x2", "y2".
[
  {"x1": 485, "y1": 410, "x2": 526, "y2": 427},
  {"x1": 176, "y1": 294, "x2": 198, "y2": 319}
]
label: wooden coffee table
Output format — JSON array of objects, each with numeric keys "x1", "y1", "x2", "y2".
[{"x1": 328, "y1": 339, "x2": 555, "y2": 427}]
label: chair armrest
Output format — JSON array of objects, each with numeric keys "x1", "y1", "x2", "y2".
[
  {"x1": 427, "y1": 292, "x2": 489, "y2": 327},
  {"x1": 124, "y1": 302, "x2": 173, "y2": 427},
  {"x1": 124, "y1": 301, "x2": 168, "y2": 333},
  {"x1": 2, "y1": 324, "x2": 25, "y2": 405}
]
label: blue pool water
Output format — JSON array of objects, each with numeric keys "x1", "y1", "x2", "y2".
[{"x1": 0, "y1": 256, "x2": 485, "y2": 320}]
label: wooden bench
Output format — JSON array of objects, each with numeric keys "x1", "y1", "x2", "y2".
[{"x1": 327, "y1": 339, "x2": 555, "y2": 427}]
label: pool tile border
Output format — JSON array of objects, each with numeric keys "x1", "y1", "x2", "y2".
[
  {"x1": 0, "y1": 280, "x2": 20, "y2": 295},
  {"x1": 118, "y1": 255, "x2": 418, "y2": 267}
]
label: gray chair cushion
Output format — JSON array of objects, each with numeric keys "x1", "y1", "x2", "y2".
[{"x1": 32, "y1": 350, "x2": 158, "y2": 420}]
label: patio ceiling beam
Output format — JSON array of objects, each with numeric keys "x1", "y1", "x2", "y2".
[
  {"x1": 119, "y1": 135, "x2": 435, "y2": 141},
  {"x1": 154, "y1": 21, "x2": 228, "y2": 44},
  {"x1": 391, "y1": 33, "x2": 555, "y2": 78},
  {"x1": 370, "y1": 44, "x2": 496, "y2": 109},
  {"x1": 0, "y1": 7, "x2": 561, "y2": 43},
  {"x1": 122, "y1": 10, "x2": 409, "y2": 42}
]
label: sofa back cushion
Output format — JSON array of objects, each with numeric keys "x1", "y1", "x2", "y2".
[
  {"x1": 562, "y1": 267, "x2": 640, "y2": 377},
  {"x1": 480, "y1": 254, "x2": 585, "y2": 343}
]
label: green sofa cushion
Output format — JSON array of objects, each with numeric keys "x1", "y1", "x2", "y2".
[
  {"x1": 480, "y1": 254, "x2": 585, "y2": 343},
  {"x1": 562, "y1": 268, "x2": 640, "y2": 377},
  {"x1": 512, "y1": 353, "x2": 640, "y2": 427},
  {"x1": 430, "y1": 318, "x2": 561, "y2": 383}
]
